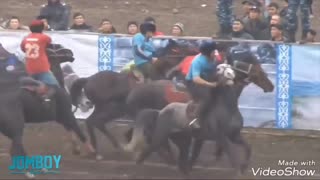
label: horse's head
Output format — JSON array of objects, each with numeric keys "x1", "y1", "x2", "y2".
[
  {"x1": 231, "y1": 54, "x2": 274, "y2": 93},
  {"x1": 215, "y1": 64, "x2": 236, "y2": 87}
]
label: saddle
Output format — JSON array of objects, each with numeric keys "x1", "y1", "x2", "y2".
[
  {"x1": 47, "y1": 44, "x2": 75, "y2": 62},
  {"x1": 19, "y1": 77, "x2": 49, "y2": 96},
  {"x1": 172, "y1": 77, "x2": 187, "y2": 92}
]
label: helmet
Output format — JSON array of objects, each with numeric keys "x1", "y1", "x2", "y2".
[
  {"x1": 199, "y1": 40, "x2": 217, "y2": 57},
  {"x1": 140, "y1": 22, "x2": 156, "y2": 34},
  {"x1": 29, "y1": 20, "x2": 44, "y2": 33}
]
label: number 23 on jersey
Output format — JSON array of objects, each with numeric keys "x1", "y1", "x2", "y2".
[{"x1": 25, "y1": 43, "x2": 40, "y2": 59}]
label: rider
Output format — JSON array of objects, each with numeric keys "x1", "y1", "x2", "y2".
[
  {"x1": 132, "y1": 22, "x2": 158, "y2": 82},
  {"x1": 185, "y1": 40, "x2": 220, "y2": 129},
  {"x1": 20, "y1": 20, "x2": 60, "y2": 103}
]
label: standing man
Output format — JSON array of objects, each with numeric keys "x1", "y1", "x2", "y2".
[
  {"x1": 285, "y1": 0, "x2": 310, "y2": 42},
  {"x1": 216, "y1": 0, "x2": 234, "y2": 38},
  {"x1": 39, "y1": 0, "x2": 71, "y2": 31}
]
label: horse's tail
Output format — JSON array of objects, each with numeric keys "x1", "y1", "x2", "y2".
[
  {"x1": 122, "y1": 109, "x2": 159, "y2": 155},
  {"x1": 70, "y1": 78, "x2": 88, "y2": 106}
]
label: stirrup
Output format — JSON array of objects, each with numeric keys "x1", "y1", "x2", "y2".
[
  {"x1": 189, "y1": 118, "x2": 198, "y2": 126},
  {"x1": 189, "y1": 118, "x2": 200, "y2": 129}
]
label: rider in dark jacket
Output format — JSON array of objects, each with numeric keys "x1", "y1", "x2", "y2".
[{"x1": 39, "y1": 0, "x2": 71, "y2": 31}]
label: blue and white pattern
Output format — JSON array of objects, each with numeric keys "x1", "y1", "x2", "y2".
[
  {"x1": 276, "y1": 44, "x2": 292, "y2": 129},
  {"x1": 98, "y1": 35, "x2": 113, "y2": 71}
]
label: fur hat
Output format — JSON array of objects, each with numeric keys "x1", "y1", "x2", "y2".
[{"x1": 173, "y1": 22, "x2": 184, "y2": 32}]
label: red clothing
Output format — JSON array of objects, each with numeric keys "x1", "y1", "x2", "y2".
[
  {"x1": 180, "y1": 55, "x2": 197, "y2": 76},
  {"x1": 154, "y1": 31, "x2": 164, "y2": 36},
  {"x1": 21, "y1": 33, "x2": 52, "y2": 74}
]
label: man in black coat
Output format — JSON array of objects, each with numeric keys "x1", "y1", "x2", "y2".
[{"x1": 39, "y1": 0, "x2": 71, "y2": 31}]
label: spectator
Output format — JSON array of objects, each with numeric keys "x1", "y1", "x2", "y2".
[
  {"x1": 127, "y1": 21, "x2": 139, "y2": 35},
  {"x1": 308, "y1": 0, "x2": 313, "y2": 19},
  {"x1": 69, "y1": 13, "x2": 93, "y2": 32},
  {"x1": 171, "y1": 22, "x2": 184, "y2": 36},
  {"x1": 285, "y1": 0, "x2": 311, "y2": 42},
  {"x1": 39, "y1": 0, "x2": 71, "y2": 31},
  {"x1": 144, "y1": 17, "x2": 164, "y2": 36},
  {"x1": 270, "y1": 24, "x2": 288, "y2": 42},
  {"x1": 230, "y1": 19, "x2": 254, "y2": 40},
  {"x1": 98, "y1": 19, "x2": 116, "y2": 34},
  {"x1": 241, "y1": 0, "x2": 255, "y2": 21},
  {"x1": 6, "y1": 16, "x2": 29, "y2": 30},
  {"x1": 261, "y1": 14, "x2": 285, "y2": 40},
  {"x1": 216, "y1": 0, "x2": 234, "y2": 37},
  {"x1": 267, "y1": 2, "x2": 280, "y2": 19},
  {"x1": 244, "y1": 6, "x2": 268, "y2": 40},
  {"x1": 280, "y1": 0, "x2": 288, "y2": 18},
  {"x1": 36, "y1": 15, "x2": 52, "y2": 31}
]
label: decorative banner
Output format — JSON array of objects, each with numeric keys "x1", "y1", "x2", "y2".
[
  {"x1": 276, "y1": 44, "x2": 292, "y2": 129},
  {"x1": 1, "y1": 31, "x2": 320, "y2": 130}
]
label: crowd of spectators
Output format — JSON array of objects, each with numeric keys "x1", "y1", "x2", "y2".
[{"x1": 0, "y1": 0, "x2": 317, "y2": 44}]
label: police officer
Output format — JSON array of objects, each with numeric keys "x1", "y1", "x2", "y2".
[
  {"x1": 285, "y1": 0, "x2": 310, "y2": 42},
  {"x1": 216, "y1": 0, "x2": 234, "y2": 38},
  {"x1": 39, "y1": 0, "x2": 71, "y2": 31}
]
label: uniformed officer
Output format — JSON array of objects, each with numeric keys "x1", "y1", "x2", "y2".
[{"x1": 39, "y1": 0, "x2": 71, "y2": 31}]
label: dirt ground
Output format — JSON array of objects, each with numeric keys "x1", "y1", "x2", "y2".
[
  {"x1": 1, "y1": 122, "x2": 320, "y2": 179},
  {"x1": 0, "y1": 0, "x2": 319, "y2": 40}
]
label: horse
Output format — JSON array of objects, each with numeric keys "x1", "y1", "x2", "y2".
[
  {"x1": 122, "y1": 51, "x2": 274, "y2": 173},
  {"x1": 68, "y1": 38, "x2": 197, "y2": 160},
  {"x1": 0, "y1": 45, "x2": 93, "y2": 178},
  {"x1": 69, "y1": 68, "x2": 140, "y2": 159},
  {"x1": 130, "y1": 65, "x2": 252, "y2": 175}
]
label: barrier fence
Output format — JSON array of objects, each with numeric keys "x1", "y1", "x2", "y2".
[{"x1": 0, "y1": 31, "x2": 319, "y2": 131}]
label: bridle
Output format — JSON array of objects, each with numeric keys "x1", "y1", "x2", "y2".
[{"x1": 231, "y1": 60, "x2": 255, "y2": 84}]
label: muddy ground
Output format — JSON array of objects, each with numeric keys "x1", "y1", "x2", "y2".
[
  {"x1": 0, "y1": 0, "x2": 319, "y2": 40},
  {"x1": 1, "y1": 122, "x2": 320, "y2": 179}
]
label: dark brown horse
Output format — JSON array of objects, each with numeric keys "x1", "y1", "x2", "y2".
[{"x1": 123, "y1": 52, "x2": 274, "y2": 173}]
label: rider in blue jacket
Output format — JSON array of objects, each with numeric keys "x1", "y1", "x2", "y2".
[
  {"x1": 132, "y1": 22, "x2": 157, "y2": 82},
  {"x1": 185, "y1": 40, "x2": 220, "y2": 128}
]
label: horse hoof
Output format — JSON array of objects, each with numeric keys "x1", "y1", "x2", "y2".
[
  {"x1": 96, "y1": 154, "x2": 104, "y2": 161},
  {"x1": 25, "y1": 172, "x2": 35, "y2": 179},
  {"x1": 240, "y1": 163, "x2": 249, "y2": 174},
  {"x1": 72, "y1": 147, "x2": 81, "y2": 155},
  {"x1": 41, "y1": 168, "x2": 48, "y2": 173}
]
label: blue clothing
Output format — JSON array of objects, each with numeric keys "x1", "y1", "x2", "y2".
[
  {"x1": 185, "y1": 54, "x2": 216, "y2": 81},
  {"x1": 132, "y1": 33, "x2": 155, "y2": 66},
  {"x1": 32, "y1": 71, "x2": 60, "y2": 87},
  {"x1": 286, "y1": 0, "x2": 310, "y2": 32}
]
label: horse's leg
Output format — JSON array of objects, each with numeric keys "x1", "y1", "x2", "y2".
[
  {"x1": 214, "y1": 143, "x2": 224, "y2": 161},
  {"x1": 10, "y1": 136, "x2": 34, "y2": 179},
  {"x1": 55, "y1": 89, "x2": 94, "y2": 154},
  {"x1": 96, "y1": 123, "x2": 121, "y2": 150},
  {"x1": 125, "y1": 128, "x2": 133, "y2": 142},
  {"x1": 229, "y1": 133, "x2": 251, "y2": 174},
  {"x1": 85, "y1": 116, "x2": 102, "y2": 160},
  {"x1": 94, "y1": 103, "x2": 122, "y2": 150},
  {"x1": 169, "y1": 132, "x2": 192, "y2": 175},
  {"x1": 136, "y1": 110, "x2": 174, "y2": 164},
  {"x1": 156, "y1": 139, "x2": 176, "y2": 166},
  {"x1": 189, "y1": 139, "x2": 204, "y2": 169}
]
